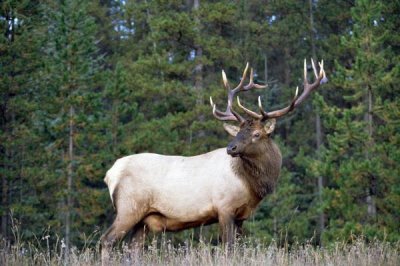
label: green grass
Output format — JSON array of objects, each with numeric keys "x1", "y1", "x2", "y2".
[{"x1": 1, "y1": 236, "x2": 399, "y2": 266}]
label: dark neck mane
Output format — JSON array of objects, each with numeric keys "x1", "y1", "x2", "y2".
[{"x1": 232, "y1": 139, "x2": 282, "y2": 199}]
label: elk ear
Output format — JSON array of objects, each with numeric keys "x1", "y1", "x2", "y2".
[
  {"x1": 223, "y1": 123, "x2": 240, "y2": 137},
  {"x1": 263, "y1": 119, "x2": 276, "y2": 135}
]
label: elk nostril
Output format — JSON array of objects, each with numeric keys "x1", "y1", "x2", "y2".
[{"x1": 231, "y1": 145, "x2": 237, "y2": 151}]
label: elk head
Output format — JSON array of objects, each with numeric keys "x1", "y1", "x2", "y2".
[{"x1": 210, "y1": 59, "x2": 327, "y2": 158}]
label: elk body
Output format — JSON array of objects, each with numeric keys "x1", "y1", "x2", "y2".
[{"x1": 101, "y1": 60, "x2": 327, "y2": 261}]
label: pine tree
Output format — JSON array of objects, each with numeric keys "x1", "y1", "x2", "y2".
[
  {"x1": 41, "y1": 0, "x2": 103, "y2": 247},
  {"x1": 320, "y1": 0, "x2": 400, "y2": 242},
  {"x1": 0, "y1": 0, "x2": 46, "y2": 240}
]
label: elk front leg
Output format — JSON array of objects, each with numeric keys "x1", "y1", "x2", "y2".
[
  {"x1": 218, "y1": 213, "x2": 236, "y2": 247},
  {"x1": 235, "y1": 220, "x2": 244, "y2": 238}
]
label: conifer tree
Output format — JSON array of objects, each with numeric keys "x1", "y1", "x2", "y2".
[
  {"x1": 0, "y1": 0, "x2": 45, "y2": 240},
  {"x1": 320, "y1": 0, "x2": 400, "y2": 242},
  {"x1": 41, "y1": 0, "x2": 103, "y2": 247}
]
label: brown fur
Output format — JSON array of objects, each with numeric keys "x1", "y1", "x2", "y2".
[
  {"x1": 227, "y1": 119, "x2": 282, "y2": 199},
  {"x1": 232, "y1": 138, "x2": 282, "y2": 199},
  {"x1": 143, "y1": 211, "x2": 219, "y2": 232}
]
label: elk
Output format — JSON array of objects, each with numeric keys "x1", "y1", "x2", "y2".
[{"x1": 101, "y1": 59, "x2": 327, "y2": 261}]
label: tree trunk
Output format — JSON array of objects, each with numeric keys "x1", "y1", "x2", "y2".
[
  {"x1": 112, "y1": 99, "x2": 119, "y2": 154},
  {"x1": 193, "y1": 0, "x2": 205, "y2": 142},
  {"x1": 309, "y1": 0, "x2": 325, "y2": 239},
  {"x1": 365, "y1": 86, "x2": 376, "y2": 218},
  {"x1": 265, "y1": 53, "x2": 278, "y2": 238},
  {"x1": 264, "y1": 53, "x2": 268, "y2": 83},
  {"x1": 66, "y1": 105, "x2": 75, "y2": 249},
  {"x1": 1, "y1": 172, "x2": 7, "y2": 239},
  {"x1": 0, "y1": 7, "x2": 16, "y2": 242},
  {"x1": 193, "y1": 0, "x2": 203, "y2": 106},
  {"x1": 144, "y1": 0, "x2": 164, "y2": 83},
  {"x1": 194, "y1": 47, "x2": 203, "y2": 105},
  {"x1": 315, "y1": 112, "x2": 324, "y2": 233},
  {"x1": 282, "y1": 47, "x2": 291, "y2": 140}
]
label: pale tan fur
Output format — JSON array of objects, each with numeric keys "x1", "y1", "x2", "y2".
[
  {"x1": 101, "y1": 123, "x2": 282, "y2": 263},
  {"x1": 104, "y1": 148, "x2": 259, "y2": 232}
]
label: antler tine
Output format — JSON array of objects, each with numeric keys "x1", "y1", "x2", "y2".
[
  {"x1": 210, "y1": 94, "x2": 242, "y2": 122},
  {"x1": 311, "y1": 58, "x2": 318, "y2": 79},
  {"x1": 210, "y1": 97, "x2": 240, "y2": 121},
  {"x1": 304, "y1": 59, "x2": 308, "y2": 82},
  {"x1": 258, "y1": 86, "x2": 299, "y2": 120},
  {"x1": 294, "y1": 58, "x2": 325, "y2": 108},
  {"x1": 210, "y1": 63, "x2": 268, "y2": 123},
  {"x1": 221, "y1": 69, "x2": 230, "y2": 91},
  {"x1": 209, "y1": 68, "x2": 245, "y2": 122},
  {"x1": 237, "y1": 97, "x2": 262, "y2": 119},
  {"x1": 230, "y1": 66, "x2": 268, "y2": 119},
  {"x1": 231, "y1": 62, "x2": 249, "y2": 94},
  {"x1": 318, "y1": 60, "x2": 327, "y2": 83},
  {"x1": 244, "y1": 68, "x2": 268, "y2": 90},
  {"x1": 258, "y1": 96, "x2": 268, "y2": 117},
  {"x1": 258, "y1": 58, "x2": 327, "y2": 120}
]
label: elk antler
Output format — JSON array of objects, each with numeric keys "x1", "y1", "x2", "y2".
[
  {"x1": 237, "y1": 59, "x2": 327, "y2": 121},
  {"x1": 210, "y1": 63, "x2": 268, "y2": 122}
]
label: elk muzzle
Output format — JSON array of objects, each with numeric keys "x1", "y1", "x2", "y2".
[{"x1": 227, "y1": 141, "x2": 240, "y2": 157}]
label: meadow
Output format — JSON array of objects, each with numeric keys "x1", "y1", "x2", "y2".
[{"x1": 1, "y1": 235, "x2": 398, "y2": 266}]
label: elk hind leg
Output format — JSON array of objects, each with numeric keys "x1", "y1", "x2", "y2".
[
  {"x1": 101, "y1": 213, "x2": 142, "y2": 264},
  {"x1": 129, "y1": 223, "x2": 147, "y2": 252}
]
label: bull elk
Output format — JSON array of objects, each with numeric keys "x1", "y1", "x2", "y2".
[{"x1": 101, "y1": 59, "x2": 327, "y2": 260}]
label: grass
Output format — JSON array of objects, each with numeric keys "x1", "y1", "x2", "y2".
[{"x1": 0, "y1": 235, "x2": 399, "y2": 266}]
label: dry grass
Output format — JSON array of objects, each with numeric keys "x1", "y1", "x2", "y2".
[{"x1": 0, "y1": 236, "x2": 399, "y2": 266}]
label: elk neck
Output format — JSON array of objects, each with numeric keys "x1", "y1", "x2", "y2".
[{"x1": 231, "y1": 138, "x2": 282, "y2": 200}]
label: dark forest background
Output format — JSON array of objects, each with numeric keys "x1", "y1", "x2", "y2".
[{"x1": 1, "y1": 0, "x2": 399, "y2": 249}]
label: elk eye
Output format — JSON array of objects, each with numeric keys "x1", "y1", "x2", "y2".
[{"x1": 254, "y1": 132, "x2": 260, "y2": 138}]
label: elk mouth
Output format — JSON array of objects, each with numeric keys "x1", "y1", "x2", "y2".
[{"x1": 227, "y1": 144, "x2": 241, "y2": 157}]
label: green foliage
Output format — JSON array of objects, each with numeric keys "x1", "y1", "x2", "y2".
[
  {"x1": 0, "y1": 0, "x2": 399, "y2": 248},
  {"x1": 317, "y1": 0, "x2": 400, "y2": 243}
]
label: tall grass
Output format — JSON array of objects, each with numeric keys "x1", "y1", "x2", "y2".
[{"x1": 1, "y1": 235, "x2": 399, "y2": 266}]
